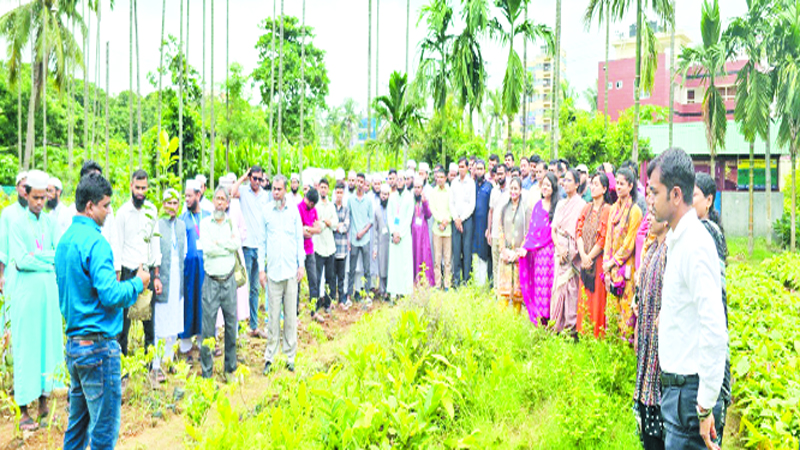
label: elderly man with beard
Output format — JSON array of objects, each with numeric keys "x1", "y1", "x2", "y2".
[
  {"x1": 198, "y1": 187, "x2": 241, "y2": 380},
  {"x1": 487, "y1": 164, "x2": 510, "y2": 284},
  {"x1": 260, "y1": 175, "x2": 305, "y2": 374},
  {"x1": 372, "y1": 184, "x2": 391, "y2": 299},
  {"x1": 8, "y1": 170, "x2": 64, "y2": 431},
  {"x1": 116, "y1": 170, "x2": 162, "y2": 356},
  {"x1": 447, "y1": 163, "x2": 458, "y2": 185},
  {"x1": 178, "y1": 180, "x2": 209, "y2": 359},
  {"x1": 47, "y1": 177, "x2": 71, "y2": 241}
]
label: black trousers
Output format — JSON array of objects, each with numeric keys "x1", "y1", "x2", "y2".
[
  {"x1": 315, "y1": 253, "x2": 335, "y2": 311},
  {"x1": 333, "y1": 257, "x2": 347, "y2": 304},
  {"x1": 117, "y1": 266, "x2": 155, "y2": 356}
]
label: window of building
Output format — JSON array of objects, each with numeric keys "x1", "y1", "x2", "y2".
[
  {"x1": 687, "y1": 89, "x2": 696, "y2": 104},
  {"x1": 615, "y1": 81, "x2": 623, "y2": 90}
]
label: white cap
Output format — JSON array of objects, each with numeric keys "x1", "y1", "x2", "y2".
[
  {"x1": 406, "y1": 160, "x2": 417, "y2": 171},
  {"x1": 226, "y1": 172, "x2": 237, "y2": 180},
  {"x1": 448, "y1": 162, "x2": 458, "y2": 172},
  {"x1": 576, "y1": 164, "x2": 589, "y2": 173},
  {"x1": 380, "y1": 183, "x2": 390, "y2": 194},
  {"x1": 195, "y1": 174, "x2": 208, "y2": 185},
  {"x1": 335, "y1": 168, "x2": 345, "y2": 180},
  {"x1": 26, "y1": 170, "x2": 50, "y2": 190},
  {"x1": 163, "y1": 188, "x2": 180, "y2": 202},
  {"x1": 15, "y1": 171, "x2": 28, "y2": 186},
  {"x1": 347, "y1": 170, "x2": 357, "y2": 179},
  {"x1": 186, "y1": 179, "x2": 202, "y2": 192},
  {"x1": 290, "y1": 173, "x2": 300, "y2": 181},
  {"x1": 419, "y1": 162, "x2": 430, "y2": 173},
  {"x1": 49, "y1": 177, "x2": 63, "y2": 191},
  {"x1": 405, "y1": 169, "x2": 416, "y2": 178},
  {"x1": 219, "y1": 176, "x2": 233, "y2": 188}
]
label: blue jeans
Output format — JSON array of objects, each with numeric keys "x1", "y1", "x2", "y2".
[
  {"x1": 63, "y1": 338, "x2": 122, "y2": 450},
  {"x1": 660, "y1": 376, "x2": 725, "y2": 449},
  {"x1": 243, "y1": 247, "x2": 264, "y2": 330}
]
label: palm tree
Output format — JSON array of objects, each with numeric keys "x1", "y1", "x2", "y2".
[
  {"x1": 202, "y1": 0, "x2": 207, "y2": 170},
  {"x1": 727, "y1": 0, "x2": 774, "y2": 256},
  {"x1": 105, "y1": 41, "x2": 109, "y2": 173},
  {"x1": 487, "y1": 87, "x2": 503, "y2": 150},
  {"x1": 134, "y1": 0, "x2": 142, "y2": 167},
  {"x1": 491, "y1": 0, "x2": 553, "y2": 153},
  {"x1": 772, "y1": 0, "x2": 800, "y2": 251},
  {"x1": 367, "y1": 0, "x2": 373, "y2": 157},
  {"x1": 267, "y1": 0, "x2": 276, "y2": 175},
  {"x1": 678, "y1": 0, "x2": 730, "y2": 182},
  {"x1": 0, "y1": 0, "x2": 84, "y2": 170},
  {"x1": 156, "y1": 0, "x2": 166, "y2": 152},
  {"x1": 90, "y1": 0, "x2": 100, "y2": 158},
  {"x1": 406, "y1": 0, "x2": 411, "y2": 76},
  {"x1": 184, "y1": 0, "x2": 190, "y2": 179},
  {"x1": 584, "y1": 0, "x2": 615, "y2": 129},
  {"x1": 299, "y1": 0, "x2": 306, "y2": 180},
  {"x1": 128, "y1": 0, "x2": 133, "y2": 173},
  {"x1": 84, "y1": 0, "x2": 89, "y2": 155},
  {"x1": 210, "y1": 0, "x2": 216, "y2": 189},
  {"x1": 375, "y1": 71, "x2": 423, "y2": 164},
  {"x1": 551, "y1": 0, "x2": 561, "y2": 157},
  {"x1": 376, "y1": 0, "x2": 380, "y2": 101},
  {"x1": 43, "y1": 0, "x2": 48, "y2": 170},
  {"x1": 417, "y1": 0, "x2": 454, "y2": 164},
  {"x1": 614, "y1": 0, "x2": 673, "y2": 162},
  {"x1": 226, "y1": 0, "x2": 230, "y2": 172},
  {"x1": 276, "y1": 0, "x2": 284, "y2": 174},
  {"x1": 451, "y1": 0, "x2": 489, "y2": 136},
  {"x1": 68, "y1": 1, "x2": 74, "y2": 174},
  {"x1": 178, "y1": 0, "x2": 184, "y2": 177}
]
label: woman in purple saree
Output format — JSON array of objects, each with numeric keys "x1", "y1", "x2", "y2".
[{"x1": 520, "y1": 172, "x2": 560, "y2": 325}]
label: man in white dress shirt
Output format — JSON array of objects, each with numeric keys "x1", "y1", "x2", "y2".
[
  {"x1": 448, "y1": 157, "x2": 476, "y2": 287},
  {"x1": 195, "y1": 174, "x2": 215, "y2": 214},
  {"x1": 647, "y1": 148, "x2": 728, "y2": 450}
]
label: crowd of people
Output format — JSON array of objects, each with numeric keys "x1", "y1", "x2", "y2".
[{"x1": 0, "y1": 147, "x2": 730, "y2": 450}]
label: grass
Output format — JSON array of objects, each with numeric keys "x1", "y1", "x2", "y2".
[{"x1": 727, "y1": 236, "x2": 781, "y2": 267}]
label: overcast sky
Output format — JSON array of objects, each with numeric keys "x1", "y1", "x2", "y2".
[{"x1": 0, "y1": 0, "x2": 748, "y2": 112}]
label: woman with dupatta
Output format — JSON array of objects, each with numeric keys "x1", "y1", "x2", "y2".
[
  {"x1": 575, "y1": 172, "x2": 612, "y2": 337},
  {"x1": 520, "y1": 172, "x2": 560, "y2": 325},
  {"x1": 549, "y1": 169, "x2": 586, "y2": 333},
  {"x1": 602, "y1": 168, "x2": 643, "y2": 341},
  {"x1": 496, "y1": 177, "x2": 531, "y2": 313}
]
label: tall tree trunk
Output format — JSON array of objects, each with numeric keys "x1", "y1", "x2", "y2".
[
  {"x1": 668, "y1": 0, "x2": 676, "y2": 146},
  {"x1": 766, "y1": 121, "x2": 772, "y2": 245},
  {"x1": 748, "y1": 141, "x2": 754, "y2": 256},
  {"x1": 157, "y1": 0, "x2": 166, "y2": 148},
  {"x1": 105, "y1": 42, "x2": 110, "y2": 174},
  {"x1": 210, "y1": 0, "x2": 216, "y2": 190},
  {"x1": 20, "y1": 0, "x2": 26, "y2": 170},
  {"x1": 185, "y1": 0, "x2": 190, "y2": 180},
  {"x1": 43, "y1": 0, "x2": 48, "y2": 171},
  {"x1": 202, "y1": 0, "x2": 207, "y2": 171},
  {"x1": 84, "y1": 0, "x2": 89, "y2": 156},
  {"x1": 495, "y1": 116, "x2": 500, "y2": 151},
  {"x1": 632, "y1": 0, "x2": 642, "y2": 163},
  {"x1": 550, "y1": 0, "x2": 562, "y2": 158},
  {"x1": 506, "y1": 114, "x2": 512, "y2": 153},
  {"x1": 277, "y1": 0, "x2": 284, "y2": 174},
  {"x1": 367, "y1": 0, "x2": 372, "y2": 149},
  {"x1": 135, "y1": 0, "x2": 142, "y2": 168},
  {"x1": 129, "y1": 0, "x2": 133, "y2": 175},
  {"x1": 522, "y1": 2, "x2": 527, "y2": 151},
  {"x1": 376, "y1": 0, "x2": 380, "y2": 101},
  {"x1": 299, "y1": 0, "x2": 306, "y2": 183},
  {"x1": 604, "y1": 7, "x2": 609, "y2": 129},
  {"x1": 91, "y1": 2, "x2": 100, "y2": 158},
  {"x1": 405, "y1": 0, "x2": 410, "y2": 77},
  {"x1": 226, "y1": 0, "x2": 230, "y2": 172},
  {"x1": 268, "y1": 0, "x2": 276, "y2": 176},
  {"x1": 792, "y1": 147, "x2": 796, "y2": 252},
  {"x1": 179, "y1": 0, "x2": 185, "y2": 178},
  {"x1": 68, "y1": 9, "x2": 74, "y2": 176},
  {"x1": 23, "y1": 31, "x2": 38, "y2": 171}
]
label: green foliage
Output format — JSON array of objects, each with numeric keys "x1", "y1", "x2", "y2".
[
  {"x1": 411, "y1": 96, "x2": 488, "y2": 168},
  {"x1": 253, "y1": 15, "x2": 329, "y2": 147},
  {"x1": 727, "y1": 260, "x2": 800, "y2": 448},
  {"x1": 774, "y1": 169, "x2": 800, "y2": 248},
  {"x1": 192, "y1": 286, "x2": 639, "y2": 449},
  {"x1": 374, "y1": 72, "x2": 423, "y2": 165}
]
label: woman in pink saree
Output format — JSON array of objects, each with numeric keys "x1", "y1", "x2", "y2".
[
  {"x1": 520, "y1": 172, "x2": 560, "y2": 325},
  {"x1": 549, "y1": 169, "x2": 586, "y2": 333}
]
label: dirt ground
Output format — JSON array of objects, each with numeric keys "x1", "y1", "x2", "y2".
[{"x1": 0, "y1": 299, "x2": 379, "y2": 450}]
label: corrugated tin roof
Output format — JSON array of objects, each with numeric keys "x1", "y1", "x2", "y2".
[{"x1": 640, "y1": 120, "x2": 789, "y2": 157}]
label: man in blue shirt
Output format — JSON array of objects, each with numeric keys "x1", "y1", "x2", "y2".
[{"x1": 56, "y1": 173, "x2": 150, "y2": 450}]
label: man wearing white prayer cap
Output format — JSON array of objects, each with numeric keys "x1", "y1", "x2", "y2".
[
  {"x1": 448, "y1": 162, "x2": 458, "y2": 184},
  {"x1": 286, "y1": 173, "x2": 302, "y2": 207},
  {"x1": 47, "y1": 177, "x2": 71, "y2": 241},
  {"x1": 404, "y1": 169, "x2": 415, "y2": 191},
  {"x1": 6, "y1": 168, "x2": 64, "y2": 429},
  {"x1": 194, "y1": 174, "x2": 214, "y2": 214},
  {"x1": 334, "y1": 168, "x2": 345, "y2": 182},
  {"x1": 406, "y1": 160, "x2": 417, "y2": 172},
  {"x1": 0, "y1": 171, "x2": 29, "y2": 332}
]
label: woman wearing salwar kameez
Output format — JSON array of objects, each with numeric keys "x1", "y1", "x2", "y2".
[
  {"x1": 633, "y1": 211, "x2": 669, "y2": 450},
  {"x1": 602, "y1": 168, "x2": 642, "y2": 341},
  {"x1": 576, "y1": 172, "x2": 612, "y2": 338},
  {"x1": 8, "y1": 171, "x2": 64, "y2": 430},
  {"x1": 520, "y1": 173, "x2": 560, "y2": 325},
  {"x1": 496, "y1": 178, "x2": 531, "y2": 313},
  {"x1": 549, "y1": 170, "x2": 586, "y2": 333}
]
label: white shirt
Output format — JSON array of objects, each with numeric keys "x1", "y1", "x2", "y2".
[
  {"x1": 448, "y1": 174, "x2": 476, "y2": 222},
  {"x1": 659, "y1": 209, "x2": 728, "y2": 410},
  {"x1": 489, "y1": 185, "x2": 509, "y2": 239},
  {"x1": 199, "y1": 197, "x2": 214, "y2": 214},
  {"x1": 116, "y1": 200, "x2": 162, "y2": 270}
]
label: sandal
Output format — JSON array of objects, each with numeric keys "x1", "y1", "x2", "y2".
[{"x1": 19, "y1": 416, "x2": 38, "y2": 431}]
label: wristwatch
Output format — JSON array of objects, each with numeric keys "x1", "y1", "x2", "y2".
[{"x1": 696, "y1": 405, "x2": 712, "y2": 420}]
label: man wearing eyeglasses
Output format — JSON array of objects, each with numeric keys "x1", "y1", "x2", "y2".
[{"x1": 231, "y1": 165, "x2": 270, "y2": 338}]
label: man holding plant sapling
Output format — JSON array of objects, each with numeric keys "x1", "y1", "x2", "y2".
[
  {"x1": 647, "y1": 148, "x2": 728, "y2": 450},
  {"x1": 56, "y1": 172, "x2": 151, "y2": 449},
  {"x1": 116, "y1": 169, "x2": 162, "y2": 357}
]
